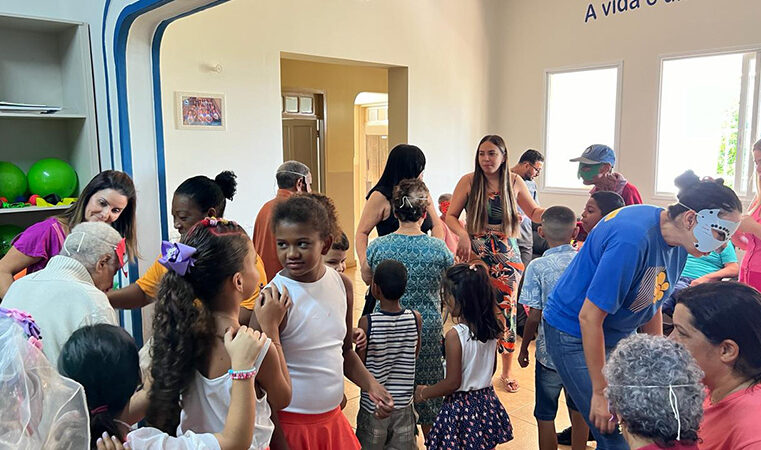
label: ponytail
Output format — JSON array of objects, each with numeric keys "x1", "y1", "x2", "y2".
[
  {"x1": 146, "y1": 270, "x2": 215, "y2": 434},
  {"x1": 175, "y1": 171, "x2": 237, "y2": 217},
  {"x1": 145, "y1": 219, "x2": 250, "y2": 435},
  {"x1": 667, "y1": 170, "x2": 742, "y2": 219},
  {"x1": 89, "y1": 410, "x2": 122, "y2": 448}
]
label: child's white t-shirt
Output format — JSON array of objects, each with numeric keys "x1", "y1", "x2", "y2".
[
  {"x1": 454, "y1": 323, "x2": 497, "y2": 392},
  {"x1": 270, "y1": 268, "x2": 347, "y2": 414}
]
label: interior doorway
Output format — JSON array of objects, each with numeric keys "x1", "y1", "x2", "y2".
[
  {"x1": 354, "y1": 92, "x2": 389, "y2": 238},
  {"x1": 281, "y1": 91, "x2": 325, "y2": 192}
]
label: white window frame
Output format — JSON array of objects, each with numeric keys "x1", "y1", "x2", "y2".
[
  {"x1": 540, "y1": 61, "x2": 624, "y2": 194},
  {"x1": 653, "y1": 47, "x2": 761, "y2": 202}
]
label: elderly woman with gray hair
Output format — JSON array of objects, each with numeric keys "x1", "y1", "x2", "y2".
[
  {"x1": 604, "y1": 334, "x2": 704, "y2": 450},
  {"x1": 2, "y1": 222, "x2": 124, "y2": 364}
]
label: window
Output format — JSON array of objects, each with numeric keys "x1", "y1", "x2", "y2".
[
  {"x1": 656, "y1": 51, "x2": 761, "y2": 197},
  {"x1": 544, "y1": 65, "x2": 620, "y2": 189}
]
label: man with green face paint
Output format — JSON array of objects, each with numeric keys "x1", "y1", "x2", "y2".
[
  {"x1": 570, "y1": 144, "x2": 642, "y2": 206},
  {"x1": 557, "y1": 148, "x2": 642, "y2": 447}
]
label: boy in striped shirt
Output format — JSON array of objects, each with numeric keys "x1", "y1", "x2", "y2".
[{"x1": 356, "y1": 259, "x2": 422, "y2": 449}]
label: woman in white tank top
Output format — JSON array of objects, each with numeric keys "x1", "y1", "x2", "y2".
[{"x1": 414, "y1": 264, "x2": 514, "y2": 449}]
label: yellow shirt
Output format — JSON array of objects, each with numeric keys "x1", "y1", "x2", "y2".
[{"x1": 135, "y1": 254, "x2": 267, "y2": 310}]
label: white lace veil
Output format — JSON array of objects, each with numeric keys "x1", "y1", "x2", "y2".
[{"x1": 0, "y1": 315, "x2": 90, "y2": 449}]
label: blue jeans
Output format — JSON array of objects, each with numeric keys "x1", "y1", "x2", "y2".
[
  {"x1": 534, "y1": 361, "x2": 576, "y2": 420},
  {"x1": 662, "y1": 276, "x2": 692, "y2": 315},
  {"x1": 544, "y1": 320, "x2": 628, "y2": 450}
]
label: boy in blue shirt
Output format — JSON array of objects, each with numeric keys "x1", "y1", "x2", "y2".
[
  {"x1": 518, "y1": 206, "x2": 589, "y2": 450},
  {"x1": 662, "y1": 241, "x2": 738, "y2": 316}
]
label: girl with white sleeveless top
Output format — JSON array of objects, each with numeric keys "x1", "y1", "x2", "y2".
[
  {"x1": 145, "y1": 219, "x2": 292, "y2": 450},
  {"x1": 254, "y1": 195, "x2": 394, "y2": 449},
  {"x1": 414, "y1": 263, "x2": 514, "y2": 449}
]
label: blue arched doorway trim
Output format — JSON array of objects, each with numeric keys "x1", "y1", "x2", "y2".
[{"x1": 102, "y1": 0, "x2": 229, "y2": 346}]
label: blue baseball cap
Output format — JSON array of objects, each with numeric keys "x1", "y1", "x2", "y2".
[{"x1": 570, "y1": 144, "x2": 616, "y2": 166}]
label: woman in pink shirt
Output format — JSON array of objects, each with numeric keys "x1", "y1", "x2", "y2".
[
  {"x1": 0, "y1": 171, "x2": 137, "y2": 299},
  {"x1": 671, "y1": 282, "x2": 761, "y2": 450},
  {"x1": 735, "y1": 139, "x2": 761, "y2": 290}
]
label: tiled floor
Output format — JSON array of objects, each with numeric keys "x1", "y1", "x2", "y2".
[{"x1": 342, "y1": 267, "x2": 596, "y2": 449}]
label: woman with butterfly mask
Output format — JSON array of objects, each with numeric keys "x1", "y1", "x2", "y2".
[
  {"x1": 543, "y1": 171, "x2": 742, "y2": 449},
  {"x1": 364, "y1": 178, "x2": 453, "y2": 439}
]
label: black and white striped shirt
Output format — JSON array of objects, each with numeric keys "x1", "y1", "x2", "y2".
[{"x1": 360, "y1": 309, "x2": 419, "y2": 412}]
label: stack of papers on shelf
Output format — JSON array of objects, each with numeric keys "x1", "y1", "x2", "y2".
[{"x1": 0, "y1": 101, "x2": 62, "y2": 114}]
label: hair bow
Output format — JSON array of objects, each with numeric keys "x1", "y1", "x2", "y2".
[
  {"x1": 159, "y1": 241, "x2": 197, "y2": 276},
  {"x1": 0, "y1": 307, "x2": 42, "y2": 349}
]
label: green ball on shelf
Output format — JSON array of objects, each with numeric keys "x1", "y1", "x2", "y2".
[
  {"x1": 0, "y1": 161, "x2": 27, "y2": 201},
  {"x1": 27, "y1": 158, "x2": 78, "y2": 198}
]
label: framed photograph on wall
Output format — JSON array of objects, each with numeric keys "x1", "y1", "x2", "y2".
[{"x1": 175, "y1": 92, "x2": 225, "y2": 130}]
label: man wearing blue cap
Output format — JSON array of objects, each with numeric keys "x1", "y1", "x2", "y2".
[
  {"x1": 570, "y1": 144, "x2": 642, "y2": 206},
  {"x1": 557, "y1": 144, "x2": 643, "y2": 447}
]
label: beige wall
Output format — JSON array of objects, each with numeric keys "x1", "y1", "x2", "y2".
[
  {"x1": 160, "y1": 0, "x2": 494, "y2": 243},
  {"x1": 494, "y1": 0, "x2": 761, "y2": 214},
  {"x1": 280, "y1": 58, "x2": 388, "y2": 266}
]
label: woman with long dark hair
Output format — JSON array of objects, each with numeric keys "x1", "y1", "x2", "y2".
[
  {"x1": 356, "y1": 144, "x2": 444, "y2": 285},
  {"x1": 0, "y1": 170, "x2": 137, "y2": 298},
  {"x1": 364, "y1": 179, "x2": 453, "y2": 436},
  {"x1": 446, "y1": 135, "x2": 545, "y2": 393}
]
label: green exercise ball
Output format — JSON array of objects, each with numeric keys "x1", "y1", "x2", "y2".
[
  {"x1": 0, "y1": 224, "x2": 23, "y2": 258},
  {"x1": 0, "y1": 161, "x2": 27, "y2": 201},
  {"x1": 27, "y1": 158, "x2": 78, "y2": 198}
]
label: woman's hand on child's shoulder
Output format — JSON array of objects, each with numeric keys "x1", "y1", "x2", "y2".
[
  {"x1": 255, "y1": 284, "x2": 292, "y2": 334},
  {"x1": 225, "y1": 325, "x2": 268, "y2": 372}
]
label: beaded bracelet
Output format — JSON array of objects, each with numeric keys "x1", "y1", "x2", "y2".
[{"x1": 228, "y1": 368, "x2": 257, "y2": 380}]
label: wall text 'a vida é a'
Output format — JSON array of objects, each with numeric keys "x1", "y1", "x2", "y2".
[{"x1": 585, "y1": 0, "x2": 685, "y2": 23}]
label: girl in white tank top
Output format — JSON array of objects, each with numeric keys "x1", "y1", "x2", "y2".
[
  {"x1": 413, "y1": 263, "x2": 514, "y2": 448},
  {"x1": 264, "y1": 194, "x2": 394, "y2": 450},
  {"x1": 145, "y1": 219, "x2": 292, "y2": 450}
]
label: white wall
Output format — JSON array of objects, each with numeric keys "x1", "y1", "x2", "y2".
[
  {"x1": 159, "y1": 0, "x2": 494, "y2": 234},
  {"x1": 494, "y1": 0, "x2": 761, "y2": 213}
]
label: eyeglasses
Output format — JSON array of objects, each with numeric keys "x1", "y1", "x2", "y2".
[{"x1": 528, "y1": 163, "x2": 542, "y2": 175}]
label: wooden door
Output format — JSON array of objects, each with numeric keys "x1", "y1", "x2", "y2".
[
  {"x1": 282, "y1": 119, "x2": 321, "y2": 192},
  {"x1": 365, "y1": 134, "x2": 389, "y2": 194}
]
